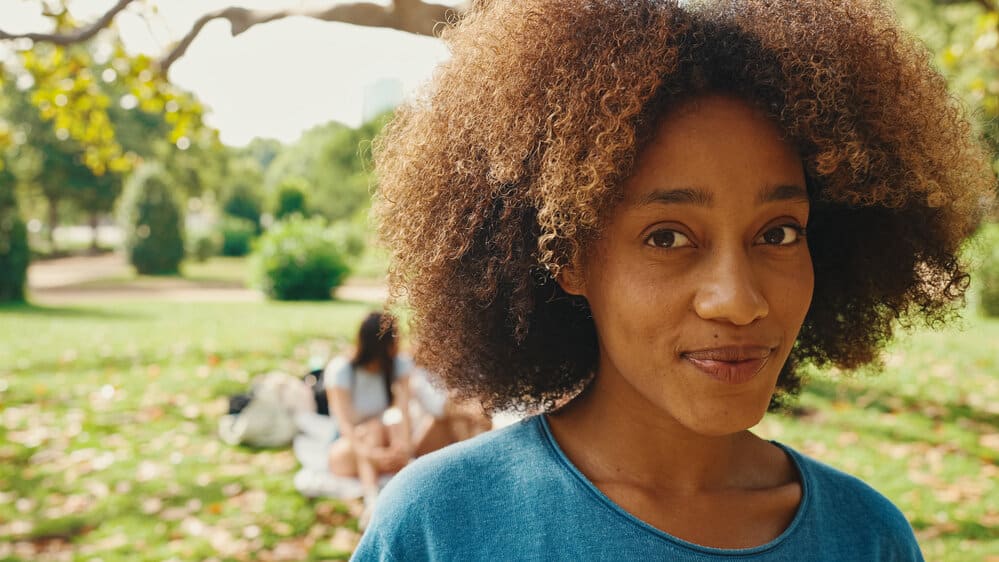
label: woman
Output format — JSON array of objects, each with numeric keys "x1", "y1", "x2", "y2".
[
  {"x1": 326, "y1": 313, "x2": 489, "y2": 525},
  {"x1": 356, "y1": 0, "x2": 995, "y2": 559},
  {"x1": 325, "y1": 312, "x2": 414, "y2": 523}
]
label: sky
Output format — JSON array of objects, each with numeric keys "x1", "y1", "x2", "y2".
[{"x1": 1, "y1": 0, "x2": 453, "y2": 146}]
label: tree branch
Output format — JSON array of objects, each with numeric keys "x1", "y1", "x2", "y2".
[
  {"x1": 0, "y1": 0, "x2": 138, "y2": 44},
  {"x1": 159, "y1": 1, "x2": 460, "y2": 76},
  {"x1": 0, "y1": 0, "x2": 464, "y2": 77}
]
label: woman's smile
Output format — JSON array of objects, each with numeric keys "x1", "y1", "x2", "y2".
[{"x1": 680, "y1": 345, "x2": 776, "y2": 385}]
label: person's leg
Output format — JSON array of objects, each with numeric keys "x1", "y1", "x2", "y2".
[
  {"x1": 363, "y1": 415, "x2": 412, "y2": 472},
  {"x1": 341, "y1": 419, "x2": 388, "y2": 529},
  {"x1": 354, "y1": 419, "x2": 388, "y2": 493},
  {"x1": 327, "y1": 438, "x2": 358, "y2": 477}
]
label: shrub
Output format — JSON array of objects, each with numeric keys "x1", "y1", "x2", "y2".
[
  {"x1": 120, "y1": 164, "x2": 185, "y2": 275},
  {"x1": 187, "y1": 230, "x2": 221, "y2": 262},
  {"x1": 222, "y1": 183, "x2": 262, "y2": 232},
  {"x1": 973, "y1": 223, "x2": 999, "y2": 317},
  {"x1": 0, "y1": 185, "x2": 29, "y2": 303},
  {"x1": 250, "y1": 216, "x2": 352, "y2": 300},
  {"x1": 328, "y1": 220, "x2": 366, "y2": 260},
  {"x1": 219, "y1": 217, "x2": 257, "y2": 257},
  {"x1": 273, "y1": 177, "x2": 310, "y2": 220}
]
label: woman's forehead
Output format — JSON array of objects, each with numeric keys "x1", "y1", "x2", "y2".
[{"x1": 620, "y1": 94, "x2": 806, "y2": 206}]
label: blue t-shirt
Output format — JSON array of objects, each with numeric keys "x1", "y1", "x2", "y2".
[{"x1": 353, "y1": 416, "x2": 923, "y2": 561}]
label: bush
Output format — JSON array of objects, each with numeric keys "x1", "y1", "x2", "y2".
[
  {"x1": 120, "y1": 164, "x2": 185, "y2": 275},
  {"x1": 273, "y1": 177, "x2": 310, "y2": 220},
  {"x1": 0, "y1": 186, "x2": 29, "y2": 303},
  {"x1": 187, "y1": 230, "x2": 221, "y2": 262},
  {"x1": 222, "y1": 183, "x2": 262, "y2": 232},
  {"x1": 973, "y1": 223, "x2": 999, "y2": 317},
  {"x1": 219, "y1": 217, "x2": 256, "y2": 257},
  {"x1": 328, "y1": 220, "x2": 366, "y2": 260},
  {"x1": 250, "y1": 216, "x2": 352, "y2": 301}
]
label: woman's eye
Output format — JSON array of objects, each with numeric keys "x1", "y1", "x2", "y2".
[
  {"x1": 645, "y1": 229, "x2": 693, "y2": 249},
  {"x1": 758, "y1": 225, "x2": 804, "y2": 246}
]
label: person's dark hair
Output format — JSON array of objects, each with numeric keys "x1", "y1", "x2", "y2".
[
  {"x1": 374, "y1": 0, "x2": 996, "y2": 413},
  {"x1": 352, "y1": 312, "x2": 398, "y2": 404}
]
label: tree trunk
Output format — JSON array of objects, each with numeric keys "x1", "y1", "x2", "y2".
[{"x1": 47, "y1": 199, "x2": 59, "y2": 253}]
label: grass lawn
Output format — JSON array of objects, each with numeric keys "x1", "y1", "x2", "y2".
[
  {"x1": 181, "y1": 258, "x2": 254, "y2": 287},
  {"x1": 0, "y1": 299, "x2": 997, "y2": 560},
  {"x1": 754, "y1": 311, "x2": 999, "y2": 560},
  {"x1": 0, "y1": 300, "x2": 374, "y2": 561}
]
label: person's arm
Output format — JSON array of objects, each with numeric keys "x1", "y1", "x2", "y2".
[
  {"x1": 330, "y1": 386, "x2": 380, "y2": 461},
  {"x1": 329, "y1": 387, "x2": 360, "y2": 441},
  {"x1": 325, "y1": 358, "x2": 370, "y2": 456}
]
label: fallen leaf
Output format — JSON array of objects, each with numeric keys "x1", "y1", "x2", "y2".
[
  {"x1": 270, "y1": 539, "x2": 308, "y2": 561},
  {"x1": 979, "y1": 433, "x2": 999, "y2": 452},
  {"x1": 330, "y1": 528, "x2": 360, "y2": 552}
]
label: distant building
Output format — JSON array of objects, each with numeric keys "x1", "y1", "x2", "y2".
[{"x1": 361, "y1": 78, "x2": 404, "y2": 123}]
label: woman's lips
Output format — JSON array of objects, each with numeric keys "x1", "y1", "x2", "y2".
[{"x1": 681, "y1": 346, "x2": 773, "y2": 384}]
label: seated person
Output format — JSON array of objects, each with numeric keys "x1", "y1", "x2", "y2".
[
  {"x1": 325, "y1": 312, "x2": 414, "y2": 524},
  {"x1": 408, "y1": 364, "x2": 492, "y2": 456}
]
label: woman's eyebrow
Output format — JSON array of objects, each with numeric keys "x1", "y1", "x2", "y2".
[
  {"x1": 636, "y1": 184, "x2": 808, "y2": 207},
  {"x1": 638, "y1": 187, "x2": 713, "y2": 207},
  {"x1": 758, "y1": 184, "x2": 809, "y2": 204}
]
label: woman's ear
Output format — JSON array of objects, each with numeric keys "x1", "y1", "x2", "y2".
[{"x1": 556, "y1": 263, "x2": 586, "y2": 297}]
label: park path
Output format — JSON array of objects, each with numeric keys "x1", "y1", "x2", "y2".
[
  {"x1": 28, "y1": 252, "x2": 130, "y2": 289},
  {"x1": 27, "y1": 253, "x2": 388, "y2": 304}
]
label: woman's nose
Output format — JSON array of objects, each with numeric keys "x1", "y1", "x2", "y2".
[{"x1": 692, "y1": 251, "x2": 769, "y2": 326}]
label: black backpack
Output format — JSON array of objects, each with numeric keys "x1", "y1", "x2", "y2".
[{"x1": 303, "y1": 367, "x2": 329, "y2": 416}]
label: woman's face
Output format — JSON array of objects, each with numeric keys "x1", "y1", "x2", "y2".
[{"x1": 561, "y1": 94, "x2": 813, "y2": 436}]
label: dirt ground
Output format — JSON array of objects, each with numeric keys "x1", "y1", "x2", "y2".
[{"x1": 27, "y1": 253, "x2": 387, "y2": 304}]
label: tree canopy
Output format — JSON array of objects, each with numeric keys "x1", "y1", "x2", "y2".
[
  {"x1": 0, "y1": 0, "x2": 994, "y2": 240},
  {"x1": 1, "y1": 0, "x2": 993, "y2": 178}
]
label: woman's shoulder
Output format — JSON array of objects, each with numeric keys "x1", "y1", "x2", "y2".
[
  {"x1": 788, "y1": 446, "x2": 898, "y2": 506},
  {"x1": 323, "y1": 356, "x2": 351, "y2": 373},
  {"x1": 397, "y1": 417, "x2": 544, "y2": 487},
  {"x1": 373, "y1": 417, "x2": 548, "y2": 511},
  {"x1": 781, "y1": 444, "x2": 919, "y2": 542},
  {"x1": 356, "y1": 417, "x2": 556, "y2": 558},
  {"x1": 322, "y1": 356, "x2": 353, "y2": 389}
]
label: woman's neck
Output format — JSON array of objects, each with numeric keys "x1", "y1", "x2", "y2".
[
  {"x1": 546, "y1": 370, "x2": 784, "y2": 494},
  {"x1": 358, "y1": 359, "x2": 383, "y2": 372}
]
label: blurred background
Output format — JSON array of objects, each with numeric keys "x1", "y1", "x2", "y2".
[{"x1": 0, "y1": 0, "x2": 996, "y2": 560}]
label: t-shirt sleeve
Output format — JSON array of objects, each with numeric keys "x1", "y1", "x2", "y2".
[
  {"x1": 788, "y1": 446, "x2": 926, "y2": 561},
  {"x1": 323, "y1": 357, "x2": 352, "y2": 390},
  {"x1": 393, "y1": 355, "x2": 414, "y2": 380}
]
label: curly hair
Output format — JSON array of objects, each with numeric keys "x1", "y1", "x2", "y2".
[{"x1": 373, "y1": 0, "x2": 996, "y2": 413}]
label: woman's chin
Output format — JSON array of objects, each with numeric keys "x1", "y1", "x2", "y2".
[{"x1": 674, "y1": 403, "x2": 771, "y2": 438}]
